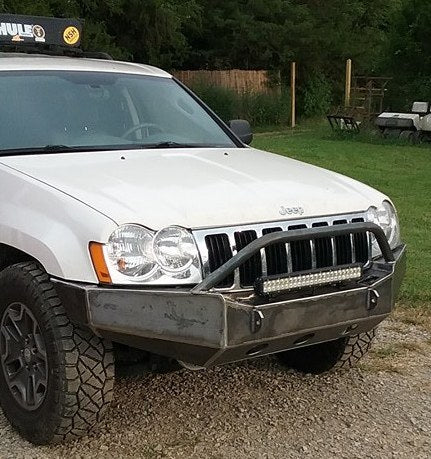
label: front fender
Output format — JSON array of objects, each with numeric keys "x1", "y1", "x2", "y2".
[{"x1": 0, "y1": 164, "x2": 117, "y2": 283}]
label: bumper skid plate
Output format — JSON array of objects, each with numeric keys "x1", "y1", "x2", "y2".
[{"x1": 53, "y1": 224, "x2": 406, "y2": 368}]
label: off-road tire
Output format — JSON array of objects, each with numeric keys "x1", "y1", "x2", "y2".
[
  {"x1": 277, "y1": 330, "x2": 376, "y2": 374},
  {"x1": 0, "y1": 262, "x2": 114, "y2": 445}
]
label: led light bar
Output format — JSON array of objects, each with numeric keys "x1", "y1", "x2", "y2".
[{"x1": 257, "y1": 265, "x2": 362, "y2": 295}]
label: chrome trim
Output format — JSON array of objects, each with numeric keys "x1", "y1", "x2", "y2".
[
  {"x1": 331, "y1": 236, "x2": 337, "y2": 266},
  {"x1": 260, "y1": 249, "x2": 268, "y2": 277},
  {"x1": 190, "y1": 210, "x2": 370, "y2": 232},
  {"x1": 192, "y1": 212, "x2": 369, "y2": 292},
  {"x1": 310, "y1": 239, "x2": 317, "y2": 269},
  {"x1": 193, "y1": 231, "x2": 211, "y2": 279},
  {"x1": 259, "y1": 227, "x2": 268, "y2": 277},
  {"x1": 286, "y1": 242, "x2": 293, "y2": 273},
  {"x1": 227, "y1": 232, "x2": 241, "y2": 290},
  {"x1": 350, "y1": 233, "x2": 356, "y2": 263}
]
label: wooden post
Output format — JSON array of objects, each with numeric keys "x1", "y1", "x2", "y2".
[
  {"x1": 345, "y1": 59, "x2": 352, "y2": 107},
  {"x1": 291, "y1": 61, "x2": 296, "y2": 128}
]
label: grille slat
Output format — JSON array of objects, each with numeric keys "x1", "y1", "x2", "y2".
[
  {"x1": 289, "y1": 224, "x2": 312, "y2": 272},
  {"x1": 234, "y1": 230, "x2": 262, "y2": 287},
  {"x1": 205, "y1": 234, "x2": 234, "y2": 288},
  {"x1": 263, "y1": 227, "x2": 288, "y2": 276},
  {"x1": 333, "y1": 220, "x2": 353, "y2": 265},
  {"x1": 201, "y1": 216, "x2": 370, "y2": 290},
  {"x1": 313, "y1": 222, "x2": 333, "y2": 268},
  {"x1": 352, "y1": 218, "x2": 369, "y2": 263}
]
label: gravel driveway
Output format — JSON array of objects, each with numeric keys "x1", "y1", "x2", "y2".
[{"x1": 1, "y1": 309, "x2": 430, "y2": 459}]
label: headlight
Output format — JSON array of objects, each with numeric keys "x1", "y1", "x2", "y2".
[
  {"x1": 153, "y1": 226, "x2": 199, "y2": 273},
  {"x1": 98, "y1": 224, "x2": 202, "y2": 285},
  {"x1": 366, "y1": 201, "x2": 401, "y2": 258},
  {"x1": 106, "y1": 224, "x2": 157, "y2": 280}
]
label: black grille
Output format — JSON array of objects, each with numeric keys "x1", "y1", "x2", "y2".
[
  {"x1": 312, "y1": 222, "x2": 333, "y2": 268},
  {"x1": 263, "y1": 227, "x2": 288, "y2": 276},
  {"x1": 352, "y1": 218, "x2": 369, "y2": 263},
  {"x1": 289, "y1": 224, "x2": 313, "y2": 271},
  {"x1": 334, "y1": 220, "x2": 353, "y2": 264},
  {"x1": 205, "y1": 234, "x2": 234, "y2": 288},
  {"x1": 204, "y1": 220, "x2": 370, "y2": 289},
  {"x1": 234, "y1": 230, "x2": 262, "y2": 287}
]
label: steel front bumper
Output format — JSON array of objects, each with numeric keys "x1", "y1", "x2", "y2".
[{"x1": 53, "y1": 224, "x2": 406, "y2": 368}]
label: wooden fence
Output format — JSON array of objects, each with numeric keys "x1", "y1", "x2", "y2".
[{"x1": 172, "y1": 70, "x2": 278, "y2": 93}]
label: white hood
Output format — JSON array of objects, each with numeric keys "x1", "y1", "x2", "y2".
[{"x1": 1, "y1": 147, "x2": 386, "y2": 229}]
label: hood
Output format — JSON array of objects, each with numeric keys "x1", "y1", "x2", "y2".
[{"x1": 0, "y1": 147, "x2": 386, "y2": 230}]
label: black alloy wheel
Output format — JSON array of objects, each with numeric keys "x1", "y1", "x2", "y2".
[{"x1": 0, "y1": 302, "x2": 48, "y2": 411}]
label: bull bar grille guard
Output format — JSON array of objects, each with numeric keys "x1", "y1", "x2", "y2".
[{"x1": 192, "y1": 222, "x2": 395, "y2": 294}]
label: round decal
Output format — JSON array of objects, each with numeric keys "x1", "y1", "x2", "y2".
[
  {"x1": 32, "y1": 25, "x2": 46, "y2": 40},
  {"x1": 63, "y1": 26, "x2": 80, "y2": 45}
]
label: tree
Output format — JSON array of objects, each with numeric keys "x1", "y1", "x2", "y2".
[
  {"x1": 110, "y1": 0, "x2": 200, "y2": 68},
  {"x1": 380, "y1": 0, "x2": 431, "y2": 109},
  {"x1": 0, "y1": 0, "x2": 411, "y2": 112}
]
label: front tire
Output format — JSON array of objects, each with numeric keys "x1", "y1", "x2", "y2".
[
  {"x1": 277, "y1": 330, "x2": 376, "y2": 374},
  {"x1": 0, "y1": 262, "x2": 114, "y2": 445}
]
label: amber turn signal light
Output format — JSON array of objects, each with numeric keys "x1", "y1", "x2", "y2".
[{"x1": 89, "y1": 242, "x2": 112, "y2": 284}]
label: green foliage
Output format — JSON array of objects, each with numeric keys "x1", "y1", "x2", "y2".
[
  {"x1": 191, "y1": 83, "x2": 236, "y2": 122},
  {"x1": 379, "y1": 0, "x2": 431, "y2": 109},
  {"x1": 240, "y1": 90, "x2": 291, "y2": 126},
  {"x1": 191, "y1": 82, "x2": 290, "y2": 127},
  {"x1": 300, "y1": 73, "x2": 333, "y2": 117},
  {"x1": 0, "y1": 0, "x2": 401, "y2": 75},
  {"x1": 109, "y1": 0, "x2": 201, "y2": 68}
]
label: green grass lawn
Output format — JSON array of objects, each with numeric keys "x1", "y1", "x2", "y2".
[{"x1": 252, "y1": 124, "x2": 431, "y2": 307}]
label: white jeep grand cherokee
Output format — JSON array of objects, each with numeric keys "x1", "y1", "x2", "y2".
[{"x1": 0, "y1": 28, "x2": 405, "y2": 445}]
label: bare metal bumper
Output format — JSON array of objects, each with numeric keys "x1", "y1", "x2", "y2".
[{"x1": 53, "y1": 240, "x2": 406, "y2": 368}]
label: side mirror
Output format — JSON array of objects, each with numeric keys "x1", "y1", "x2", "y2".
[{"x1": 229, "y1": 120, "x2": 253, "y2": 145}]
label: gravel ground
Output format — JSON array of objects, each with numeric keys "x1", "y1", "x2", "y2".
[{"x1": 1, "y1": 311, "x2": 430, "y2": 459}]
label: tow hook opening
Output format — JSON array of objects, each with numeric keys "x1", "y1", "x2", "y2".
[
  {"x1": 343, "y1": 323, "x2": 359, "y2": 335},
  {"x1": 251, "y1": 309, "x2": 264, "y2": 334},
  {"x1": 367, "y1": 289, "x2": 380, "y2": 310},
  {"x1": 293, "y1": 333, "x2": 315, "y2": 346},
  {"x1": 246, "y1": 343, "x2": 269, "y2": 356},
  {"x1": 177, "y1": 361, "x2": 206, "y2": 371}
]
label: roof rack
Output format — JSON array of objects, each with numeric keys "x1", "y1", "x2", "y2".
[{"x1": 0, "y1": 14, "x2": 112, "y2": 60}]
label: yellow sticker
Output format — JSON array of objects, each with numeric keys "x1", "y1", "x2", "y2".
[{"x1": 63, "y1": 26, "x2": 80, "y2": 45}]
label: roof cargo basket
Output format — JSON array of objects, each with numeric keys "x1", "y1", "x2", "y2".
[{"x1": 0, "y1": 14, "x2": 112, "y2": 59}]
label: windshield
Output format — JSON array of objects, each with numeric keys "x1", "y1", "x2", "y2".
[{"x1": 0, "y1": 71, "x2": 237, "y2": 154}]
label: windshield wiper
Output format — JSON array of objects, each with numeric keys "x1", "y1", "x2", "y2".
[
  {"x1": 0, "y1": 145, "x2": 89, "y2": 156},
  {"x1": 142, "y1": 141, "x2": 214, "y2": 149},
  {"x1": 0, "y1": 144, "x2": 129, "y2": 156},
  {"x1": 0, "y1": 142, "x2": 222, "y2": 157},
  {"x1": 42, "y1": 144, "x2": 77, "y2": 152}
]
